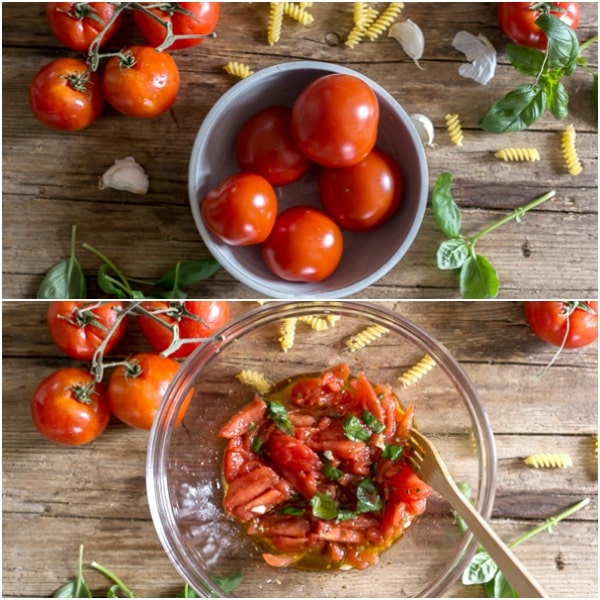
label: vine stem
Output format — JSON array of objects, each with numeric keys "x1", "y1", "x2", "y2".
[{"x1": 91, "y1": 560, "x2": 135, "y2": 598}]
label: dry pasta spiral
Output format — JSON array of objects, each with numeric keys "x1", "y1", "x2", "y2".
[
  {"x1": 283, "y1": 2, "x2": 314, "y2": 25},
  {"x1": 267, "y1": 2, "x2": 285, "y2": 45},
  {"x1": 345, "y1": 6, "x2": 378, "y2": 48},
  {"x1": 397, "y1": 354, "x2": 436, "y2": 388},
  {"x1": 445, "y1": 113, "x2": 464, "y2": 146},
  {"x1": 561, "y1": 124, "x2": 583, "y2": 175},
  {"x1": 236, "y1": 369, "x2": 272, "y2": 395},
  {"x1": 298, "y1": 315, "x2": 330, "y2": 331},
  {"x1": 223, "y1": 61, "x2": 254, "y2": 79},
  {"x1": 345, "y1": 324, "x2": 390, "y2": 352},
  {"x1": 495, "y1": 147, "x2": 540, "y2": 162},
  {"x1": 365, "y1": 2, "x2": 404, "y2": 41},
  {"x1": 278, "y1": 317, "x2": 298, "y2": 352},
  {"x1": 524, "y1": 453, "x2": 573, "y2": 469}
]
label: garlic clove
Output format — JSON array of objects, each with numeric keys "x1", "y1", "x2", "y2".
[
  {"x1": 389, "y1": 19, "x2": 425, "y2": 69},
  {"x1": 99, "y1": 156, "x2": 149, "y2": 195},
  {"x1": 410, "y1": 113, "x2": 435, "y2": 147}
]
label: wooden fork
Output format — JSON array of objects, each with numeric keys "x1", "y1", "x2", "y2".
[{"x1": 407, "y1": 428, "x2": 548, "y2": 598}]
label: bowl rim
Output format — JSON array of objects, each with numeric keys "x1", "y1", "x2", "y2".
[
  {"x1": 187, "y1": 60, "x2": 429, "y2": 299},
  {"x1": 147, "y1": 301, "x2": 497, "y2": 597}
]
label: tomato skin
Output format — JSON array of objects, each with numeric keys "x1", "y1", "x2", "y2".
[
  {"x1": 133, "y1": 2, "x2": 219, "y2": 50},
  {"x1": 235, "y1": 106, "x2": 311, "y2": 186},
  {"x1": 318, "y1": 147, "x2": 404, "y2": 232},
  {"x1": 497, "y1": 2, "x2": 580, "y2": 50},
  {"x1": 47, "y1": 301, "x2": 128, "y2": 361},
  {"x1": 525, "y1": 301, "x2": 597, "y2": 348},
  {"x1": 29, "y1": 58, "x2": 104, "y2": 131},
  {"x1": 261, "y1": 206, "x2": 344, "y2": 282},
  {"x1": 107, "y1": 353, "x2": 191, "y2": 430},
  {"x1": 101, "y1": 46, "x2": 180, "y2": 119},
  {"x1": 31, "y1": 368, "x2": 110, "y2": 446},
  {"x1": 138, "y1": 300, "x2": 230, "y2": 358},
  {"x1": 201, "y1": 172, "x2": 278, "y2": 245},
  {"x1": 46, "y1": 2, "x2": 122, "y2": 51},
  {"x1": 291, "y1": 73, "x2": 379, "y2": 168}
]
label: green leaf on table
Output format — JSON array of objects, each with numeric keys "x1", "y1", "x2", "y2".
[
  {"x1": 53, "y1": 579, "x2": 92, "y2": 598},
  {"x1": 37, "y1": 257, "x2": 87, "y2": 299},
  {"x1": 545, "y1": 78, "x2": 569, "y2": 119},
  {"x1": 431, "y1": 172, "x2": 461, "y2": 238},
  {"x1": 157, "y1": 257, "x2": 221, "y2": 298},
  {"x1": 437, "y1": 238, "x2": 470, "y2": 271},
  {"x1": 505, "y1": 44, "x2": 546, "y2": 76},
  {"x1": 461, "y1": 550, "x2": 499, "y2": 585},
  {"x1": 484, "y1": 571, "x2": 519, "y2": 598},
  {"x1": 454, "y1": 480, "x2": 472, "y2": 535},
  {"x1": 212, "y1": 571, "x2": 242, "y2": 593},
  {"x1": 459, "y1": 254, "x2": 499, "y2": 299},
  {"x1": 537, "y1": 13, "x2": 579, "y2": 73},
  {"x1": 97, "y1": 264, "x2": 129, "y2": 299}
]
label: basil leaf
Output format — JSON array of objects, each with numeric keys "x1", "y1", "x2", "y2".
[
  {"x1": 437, "y1": 238, "x2": 469, "y2": 271},
  {"x1": 343, "y1": 415, "x2": 371, "y2": 443},
  {"x1": 362, "y1": 410, "x2": 385, "y2": 433},
  {"x1": 323, "y1": 460, "x2": 344, "y2": 481},
  {"x1": 53, "y1": 579, "x2": 91, "y2": 598},
  {"x1": 356, "y1": 478, "x2": 383, "y2": 513},
  {"x1": 431, "y1": 172, "x2": 461, "y2": 238},
  {"x1": 264, "y1": 399, "x2": 293, "y2": 435},
  {"x1": 536, "y1": 13, "x2": 579, "y2": 73},
  {"x1": 37, "y1": 257, "x2": 87, "y2": 299},
  {"x1": 97, "y1": 264, "x2": 129, "y2": 299},
  {"x1": 336, "y1": 509, "x2": 358, "y2": 521},
  {"x1": 176, "y1": 583, "x2": 201, "y2": 598},
  {"x1": 505, "y1": 43, "x2": 545, "y2": 76},
  {"x1": 485, "y1": 571, "x2": 519, "y2": 598},
  {"x1": 212, "y1": 571, "x2": 242, "y2": 593},
  {"x1": 461, "y1": 551, "x2": 498, "y2": 585},
  {"x1": 479, "y1": 83, "x2": 546, "y2": 133},
  {"x1": 459, "y1": 254, "x2": 499, "y2": 299},
  {"x1": 278, "y1": 506, "x2": 305, "y2": 516},
  {"x1": 158, "y1": 257, "x2": 220, "y2": 296},
  {"x1": 382, "y1": 444, "x2": 404, "y2": 460},
  {"x1": 454, "y1": 480, "x2": 472, "y2": 535},
  {"x1": 545, "y1": 78, "x2": 569, "y2": 119},
  {"x1": 310, "y1": 492, "x2": 338, "y2": 520}
]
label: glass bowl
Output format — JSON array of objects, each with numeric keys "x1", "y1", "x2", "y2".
[{"x1": 147, "y1": 302, "x2": 496, "y2": 597}]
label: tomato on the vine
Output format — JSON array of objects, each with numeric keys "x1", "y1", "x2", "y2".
[
  {"x1": 497, "y1": 2, "x2": 580, "y2": 50},
  {"x1": 319, "y1": 147, "x2": 404, "y2": 231},
  {"x1": 29, "y1": 58, "x2": 104, "y2": 131},
  {"x1": 201, "y1": 172, "x2": 278, "y2": 245},
  {"x1": 47, "y1": 301, "x2": 128, "y2": 361},
  {"x1": 133, "y1": 2, "x2": 219, "y2": 50},
  {"x1": 235, "y1": 106, "x2": 311, "y2": 186},
  {"x1": 46, "y1": 2, "x2": 123, "y2": 51},
  {"x1": 101, "y1": 46, "x2": 180, "y2": 119},
  {"x1": 107, "y1": 353, "x2": 192, "y2": 430},
  {"x1": 261, "y1": 206, "x2": 344, "y2": 282},
  {"x1": 525, "y1": 301, "x2": 598, "y2": 348},
  {"x1": 291, "y1": 73, "x2": 379, "y2": 167},
  {"x1": 138, "y1": 301, "x2": 230, "y2": 358},
  {"x1": 31, "y1": 368, "x2": 110, "y2": 446}
]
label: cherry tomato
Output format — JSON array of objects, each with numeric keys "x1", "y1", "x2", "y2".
[
  {"x1": 46, "y1": 2, "x2": 123, "y2": 51},
  {"x1": 201, "y1": 172, "x2": 278, "y2": 245},
  {"x1": 291, "y1": 73, "x2": 379, "y2": 167},
  {"x1": 497, "y1": 2, "x2": 580, "y2": 50},
  {"x1": 318, "y1": 147, "x2": 404, "y2": 232},
  {"x1": 31, "y1": 368, "x2": 110, "y2": 446},
  {"x1": 107, "y1": 353, "x2": 192, "y2": 430},
  {"x1": 261, "y1": 206, "x2": 344, "y2": 282},
  {"x1": 47, "y1": 301, "x2": 128, "y2": 361},
  {"x1": 133, "y1": 2, "x2": 219, "y2": 50},
  {"x1": 235, "y1": 106, "x2": 311, "y2": 186},
  {"x1": 138, "y1": 300, "x2": 230, "y2": 358},
  {"x1": 525, "y1": 301, "x2": 597, "y2": 348},
  {"x1": 101, "y1": 46, "x2": 180, "y2": 119},
  {"x1": 29, "y1": 58, "x2": 104, "y2": 131}
]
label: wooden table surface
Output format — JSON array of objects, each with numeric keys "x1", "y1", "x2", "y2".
[
  {"x1": 2, "y1": 2, "x2": 598, "y2": 299},
  {"x1": 2, "y1": 299, "x2": 598, "y2": 597}
]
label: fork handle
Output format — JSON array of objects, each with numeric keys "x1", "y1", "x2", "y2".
[{"x1": 442, "y1": 479, "x2": 548, "y2": 597}]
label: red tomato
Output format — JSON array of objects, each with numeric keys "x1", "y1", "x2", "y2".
[
  {"x1": 201, "y1": 172, "x2": 278, "y2": 245},
  {"x1": 525, "y1": 301, "x2": 597, "y2": 348},
  {"x1": 101, "y1": 46, "x2": 180, "y2": 119},
  {"x1": 31, "y1": 368, "x2": 109, "y2": 446},
  {"x1": 138, "y1": 300, "x2": 230, "y2": 358},
  {"x1": 318, "y1": 148, "x2": 404, "y2": 231},
  {"x1": 46, "y1": 2, "x2": 123, "y2": 51},
  {"x1": 107, "y1": 353, "x2": 192, "y2": 430},
  {"x1": 386, "y1": 462, "x2": 432, "y2": 503},
  {"x1": 47, "y1": 301, "x2": 128, "y2": 361},
  {"x1": 133, "y1": 2, "x2": 219, "y2": 50},
  {"x1": 291, "y1": 73, "x2": 379, "y2": 167},
  {"x1": 497, "y1": 2, "x2": 580, "y2": 50},
  {"x1": 261, "y1": 206, "x2": 343, "y2": 282},
  {"x1": 235, "y1": 106, "x2": 311, "y2": 186},
  {"x1": 29, "y1": 58, "x2": 104, "y2": 131}
]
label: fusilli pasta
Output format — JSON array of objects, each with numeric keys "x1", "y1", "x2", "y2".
[
  {"x1": 267, "y1": 2, "x2": 285, "y2": 46},
  {"x1": 345, "y1": 6, "x2": 378, "y2": 48},
  {"x1": 445, "y1": 113, "x2": 464, "y2": 146},
  {"x1": 561, "y1": 124, "x2": 583, "y2": 175},
  {"x1": 523, "y1": 453, "x2": 573, "y2": 469},
  {"x1": 365, "y1": 2, "x2": 404, "y2": 41},
  {"x1": 283, "y1": 2, "x2": 314, "y2": 25},
  {"x1": 278, "y1": 317, "x2": 298, "y2": 352},
  {"x1": 397, "y1": 353, "x2": 436, "y2": 388},
  {"x1": 223, "y1": 61, "x2": 254, "y2": 79},
  {"x1": 236, "y1": 369, "x2": 272, "y2": 395},
  {"x1": 495, "y1": 147, "x2": 540, "y2": 162},
  {"x1": 345, "y1": 323, "x2": 390, "y2": 352}
]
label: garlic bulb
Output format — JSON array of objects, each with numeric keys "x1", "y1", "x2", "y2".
[
  {"x1": 410, "y1": 113, "x2": 435, "y2": 147},
  {"x1": 389, "y1": 19, "x2": 425, "y2": 69},
  {"x1": 99, "y1": 156, "x2": 149, "y2": 194},
  {"x1": 452, "y1": 31, "x2": 497, "y2": 85}
]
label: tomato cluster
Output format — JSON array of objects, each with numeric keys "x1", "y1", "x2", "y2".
[
  {"x1": 30, "y1": 2, "x2": 219, "y2": 131},
  {"x1": 31, "y1": 300, "x2": 230, "y2": 446},
  {"x1": 201, "y1": 73, "x2": 405, "y2": 283}
]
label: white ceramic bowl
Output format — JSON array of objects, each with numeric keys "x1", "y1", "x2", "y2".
[{"x1": 188, "y1": 61, "x2": 428, "y2": 299}]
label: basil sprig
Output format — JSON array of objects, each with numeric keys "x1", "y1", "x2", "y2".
[{"x1": 481, "y1": 12, "x2": 597, "y2": 132}]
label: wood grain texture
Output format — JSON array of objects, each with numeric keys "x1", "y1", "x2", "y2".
[
  {"x1": 2, "y1": 2, "x2": 597, "y2": 299},
  {"x1": 2, "y1": 300, "x2": 597, "y2": 597}
]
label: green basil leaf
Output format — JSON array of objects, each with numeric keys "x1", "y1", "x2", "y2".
[
  {"x1": 343, "y1": 415, "x2": 371, "y2": 442},
  {"x1": 53, "y1": 580, "x2": 80, "y2": 598},
  {"x1": 97, "y1": 264, "x2": 128, "y2": 299},
  {"x1": 479, "y1": 83, "x2": 546, "y2": 133},
  {"x1": 278, "y1": 506, "x2": 305, "y2": 516},
  {"x1": 454, "y1": 480, "x2": 472, "y2": 535},
  {"x1": 336, "y1": 509, "x2": 358, "y2": 521},
  {"x1": 310, "y1": 491, "x2": 338, "y2": 520},
  {"x1": 461, "y1": 551, "x2": 499, "y2": 585},
  {"x1": 356, "y1": 478, "x2": 383, "y2": 513},
  {"x1": 536, "y1": 13, "x2": 579, "y2": 73},
  {"x1": 362, "y1": 410, "x2": 385, "y2": 433},
  {"x1": 545, "y1": 78, "x2": 569, "y2": 119},
  {"x1": 37, "y1": 257, "x2": 87, "y2": 299},
  {"x1": 212, "y1": 571, "x2": 243, "y2": 593},
  {"x1": 176, "y1": 583, "x2": 201, "y2": 598},
  {"x1": 382, "y1": 444, "x2": 404, "y2": 460},
  {"x1": 486, "y1": 571, "x2": 519, "y2": 598},
  {"x1": 323, "y1": 460, "x2": 344, "y2": 481},
  {"x1": 264, "y1": 399, "x2": 293, "y2": 435},
  {"x1": 459, "y1": 254, "x2": 499, "y2": 299},
  {"x1": 505, "y1": 43, "x2": 546, "y2": 76},
  {"x1": 437, "y1": 238, "x2": 469, "y2": 270},
  {"x1": 158, "y1": 257, "x2": 220, "y2": 293},
  {"x1": 431, "y1": 172, "x2": 461, "y2": 238}
]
